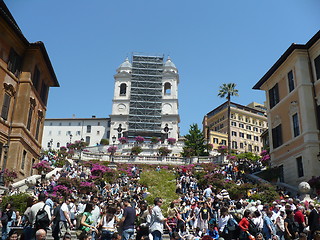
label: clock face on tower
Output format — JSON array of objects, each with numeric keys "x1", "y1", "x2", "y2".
[
  {"x1": 117, "y1": 104, "x2": 126, "y2": 112},
  {"x1": 162, "y1": 103, "x2": 172, "y2": 114}
]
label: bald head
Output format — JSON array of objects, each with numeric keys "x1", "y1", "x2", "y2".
[{"x1": 36, "y1": 229, "x2": 46, "y2": 240}]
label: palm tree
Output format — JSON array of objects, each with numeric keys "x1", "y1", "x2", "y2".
[{"x1": 218, "y1": 83, "x2": 239, "y2": 154}]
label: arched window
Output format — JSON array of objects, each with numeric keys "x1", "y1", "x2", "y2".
[
  {"x1": 164, "y1": 82, "x2": 171, "y2": 95},
  {"x1": 120, "y1": 83, "x2": 127, "y2": 96}
]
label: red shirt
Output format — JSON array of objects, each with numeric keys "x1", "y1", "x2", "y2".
[
  {"x1": 294, "y1": 210, "x2": 305, "y2": 224},
  {"x1": 239, "y1": 217, "x2": 250, "y2": 232}
]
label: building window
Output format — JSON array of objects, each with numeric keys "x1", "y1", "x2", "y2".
[
  {"x1": 248, "y1": 144, "x2": 252, "y2": 152},
  {"x1": 247, "y1": 134, "x2": 252, "y2": 140},
  {"x1": 231, "y1": 121, "x2": 237, "y2": 126},
  {"x1": 213, "y1": 138, "x2": 218, "y2": 144},
  {"x1": 253, "y1": 127, "x2": 259, "y2": 132},
  {"x1": 98, "y1": 122, "x2": 100, "y2": 126},
  {"x1": 120, "y1": 83, "x2": 127, "y2": 96},
  {"x1": 240, "y1": 143, "x2": 244, "y2": 148},
  {"x1": 288, "y1": 70, "x2": 294, "y2": 92},
  {"x1": 296, "y1": 156, "x2": 304, "y2": 178},
  {"x1": 221, "y1": 140, "x2": 227, "y2": 145},
  {"x1": 66, "y1": 131, "x2": 71, "y2": 136},
  {"x1": 58, "y1": 131, "x2": 61, "y2": 135},
  {"x1": 292, "y1": 113, "x2": 300, "y2": 137},
  {"x1": 269, "y1": 83, "x2": 280, "y2": 109},
  {"x1": 232, "y1": 141, "x2": 238, "y2": 149},
  {"x1": 246, "y1": 125, "x2": 251, "y2": 130},
  {"x1": 231, "y1": 131, "x2": 237, "y2": 137},
  {"x1": 315, "y1": 54, "x2": 320, "y2": 80},
  {"x1": 254, "y1": 146, "x2": 259, "y2": 152},
  {"x1": 1, "y1": 93, "x2": 11, "y2": 120},
  {"x1": 97, "y1": 131, "x2": 100, "y2": 135},
  {"x1": 32, "y1": 65, "x2": 40, "y2": 91},
  {"x1": 164, "y1": 82, "x2": 171, "y2": 95},
  {"x1": 7, "y1": 48, "x2": 22, "y2": 77},
  {"x1": 87, "y1": 125, "x2": 91, "y2": 133},
  {"x1": 21, "y1": 150, "x2": 27, "y2": 170},
  {"x1": 78, "y1": 122, "x2": 81, "y2": 126},
  {"x1": 69, "y1": 122, "x2": 71, "y2": 126},
  {"x1": 76, "y1": 131, "x2": 80, "y2": 136},
  {"x1": 59, "y1": 122, "x2": 62, "y2": 126},
  {"x1": 35, "y1": 118, "x2": 41, "y2": 140},
  {"x1": 254, "y1": 136, "x2": 259, "y2": 141},
  {"x1": 27, "y1": 107, "x2": 33, "y2": 131},
  {"x1": 50, "y1": 122, "x2": 52, "y2": 126},
  {"x1": 239, "y1": 123, "x2": 244, "y2": 128},
  {"x1": 239, "y1": 132, "x2": 244, "y2": 138},
  {"x1": 272, "y1": 124, "x2": 283, "y2": 149},
  {"x1": 40, "y1": 82, "x2": 49, "y2": 105},
  {"x1": 48, "y1": 131, "x2": 52, "y2": 136},
  {"x1": 85, "y1": 136, "x2": 90, "y2": 145}
]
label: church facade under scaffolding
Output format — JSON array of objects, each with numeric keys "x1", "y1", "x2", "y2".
[{"x1": 109, "y1": 54, "x2": 180, "y2": 143}]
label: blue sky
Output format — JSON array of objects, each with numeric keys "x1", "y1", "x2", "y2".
[{"x1": 5, "y1": 0, "x2": 320, "y2": 136}]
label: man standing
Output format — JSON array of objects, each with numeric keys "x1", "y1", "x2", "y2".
[
  {"x1": 35, "y1": 229, "x2": 47, "y2": 240},
  {"x1": 149, "y1": 197, "x2": 167, "y2": 240},
  {"x1": 59, "y1": 196, "x2": 73, "y2": 238},
  {"x1": 120, "y1": 198, "x2": 136, "y2": 240},
  {"x1": 30, "y1": 193, "x2": 51, "y2": 238}
]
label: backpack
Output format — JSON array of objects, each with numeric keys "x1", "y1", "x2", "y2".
[
  {"x1": 35, "y1": 204, "x2": 50, "y2": 230},
  {"x1": 248, "y1": 219, "x2": 259, "y2": 236},
  {"x1": 1, "y1": 211, "x2": 9, "y2": 226},
  {"x1": 227, "y1": 217, "x2": 238, "y2": 231}
]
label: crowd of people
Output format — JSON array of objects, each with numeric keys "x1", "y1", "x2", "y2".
[{"x1": 0, "y1": 159, "x2": 319, "y2": 240}]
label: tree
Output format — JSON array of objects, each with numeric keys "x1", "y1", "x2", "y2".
[
  {"x1": 182, "y1": 124, "x2": 206, "y2": 157},
  {"x1": 218, "y1": 83, "x2": 239, "y2": 154}
]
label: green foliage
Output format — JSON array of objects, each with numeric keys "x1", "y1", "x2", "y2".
[
  {"x1": 151, "y1": 137, "x2": 160, "y2": 144},
  {"x1": 139, "y1": 170, "x2": 178, "y2": 214},
  {"x1": 158, "y1": 147, "x2": 172, "y2": 156},
  {"x1": 100, "y1": 139, "x2": 109, "y2": 145},
  {"x1": 217, "y1": 83, "x2": 239, "y2": 99},
  {"x1": 182, "y1": 124, "x2": 206, "y2": 157},
  {"x1": 237, "y1": 152, "x2": 260, "y2": 161},
  {"x1": 131, "y1": 146, "x2": 142, "y2": 155},
  {"x1": 2, "y1": 193, "x2": 31, "y2": 213}
]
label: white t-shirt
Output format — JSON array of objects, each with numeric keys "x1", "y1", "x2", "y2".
[{"x1": 60, "y1": 202, "x2": 69, "y2": 222}]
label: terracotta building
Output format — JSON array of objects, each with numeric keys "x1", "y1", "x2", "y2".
[
  {"x1": 253, "y1": 31, "x2": 320, "y2": 186},
  {"x1": 203, "y1": 101, "x2": 267, "y2": 154},
  {"x1": 0, "y1": 2, "x2": 59, "y2": 178}
]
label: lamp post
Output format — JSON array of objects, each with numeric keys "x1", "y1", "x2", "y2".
[
  {"x1": 112, "y1": 135, "x2": 116, "y2": 162},
  {"x1": 79, "y1": 138, "x2": 84, "y2": 161},
  {"x1": 69, "y1": 134, "x2": 73, "y2": 144}
]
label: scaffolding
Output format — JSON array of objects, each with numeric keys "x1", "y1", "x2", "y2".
[{"x1": 127, "y1": 54, "x2": 164, "y2": 138}]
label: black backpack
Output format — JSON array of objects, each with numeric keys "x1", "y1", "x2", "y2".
[
  {"x1": 248, "y1": 219, "x2": 259, "y2": 236},
  {"x1": 35, "y1": 204, "x2": 50, "y2": 230}
]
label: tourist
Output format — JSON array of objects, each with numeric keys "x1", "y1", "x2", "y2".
[
  {"x1": 1, "y1": 203, "x2": 16, "y2": 240},
  {"x1": 284, "y1": 209, "x2": 298, "y2": 240},
  {"x1": 119, "y1": 198, "x2": 136, "y2": 240},
  {"x1": 99, "y1": 206, "x2": 118, "y2": 240},
  {"x1": 80, "y1": 203, "x2": 98, "y2": 235},
  {"x1": 35, "y1": 229, "x2": 46, "y2": 240},
  {"x1": 149, "y1": 197, "x2": 167, "y2": 240},
  {"x1": 59, "y1": 196, "x2": 74, "y2": 238},
  {"x1": 238, "y1": 209, "x2": 251, "y2": 240}
]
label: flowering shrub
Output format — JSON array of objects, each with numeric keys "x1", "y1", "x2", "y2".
[
  {"x1": 151, "y1": 137, "x2": 160, "y2": 144},
  {"x1": 91, "y1": 164, "x2": 110, "y2": 177},
  {"x1": 60, "y1": 146, "x2": 67, "y2": 152},
  {"x1": 53, "y1": 184, "x2": 71, "y2": 197},
  {"x1": 78, "y1": 181, "x2": 97, "y2": 193},
  {"x1": 167, "y1": 138, "x2": 176, "y2": 145},
  {"x1": 158, "y1": 147, "x2": 172, "y2": 156},
  {"x1": 32, "y1": 160, "x2": 52, "y2": 173},
  {"x1": 118, "y1": 137, "x2": 128, "y2": 144},
  {"x1": 131, "y1": 146, "x2": 142, "y2": 155},
  {"x1": 217, "y1": 145, "x2": 228, "y2": 154},
  {"x1": 135, "y1": 136, "x2": 145, "y2": 144},
  {"x1": 260, "y1": 149, "x2": 271, "y2": 166},
  {"x1": 227, "y1": 155, "x2": 238, "y2": 161},
  {"x1": 67, "y1": 140, "x2": 88, "y2": 150},
  {"x1": 3, "y1": 169, "x2": 17, "y2": 183},
  {"x1": 107, "y1": 146, "x2": 117, "y2": 154}
]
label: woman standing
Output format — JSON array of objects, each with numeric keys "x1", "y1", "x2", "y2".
[
  {"x1": 218, "y1": 207, "x2": 231, "y2": 240},
  {"x1": 99, "y1": 207, "x2": 118, "y2": 240},
  {"x1": 80, "y1": 203, "x2": 98, "y2": 235},
  {"x1": 238, "y1": 210, "x2": 252, "y2": 240},
  {"x1": 284, "y1": 209, "x2": 298, "y2": 240}
]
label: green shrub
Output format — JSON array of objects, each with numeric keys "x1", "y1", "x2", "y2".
[{"x1": 2, "y1": 193, "x2": 31, "y2": 213}]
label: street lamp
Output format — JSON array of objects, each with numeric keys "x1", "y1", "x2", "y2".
[
  {"x1": 79, "y1": 138, "x2": 84, "y2": 161},
  {"x1": 69, "y1": 134, "x2": 73, "y2": 144},
  {"x1": 111, "y1": 135, "x2": 116, "y2": 162}
]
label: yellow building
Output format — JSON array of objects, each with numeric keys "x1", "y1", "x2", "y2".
[
  {"x1": 253, "y1": 31, "x2": 320, "y2": 186},
  {"x1": 0, "y1": 2, "x2": 59, "y2": 179},
  {"x1": 203, "y1": 101, "x2": 267, "y2": 154}
]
